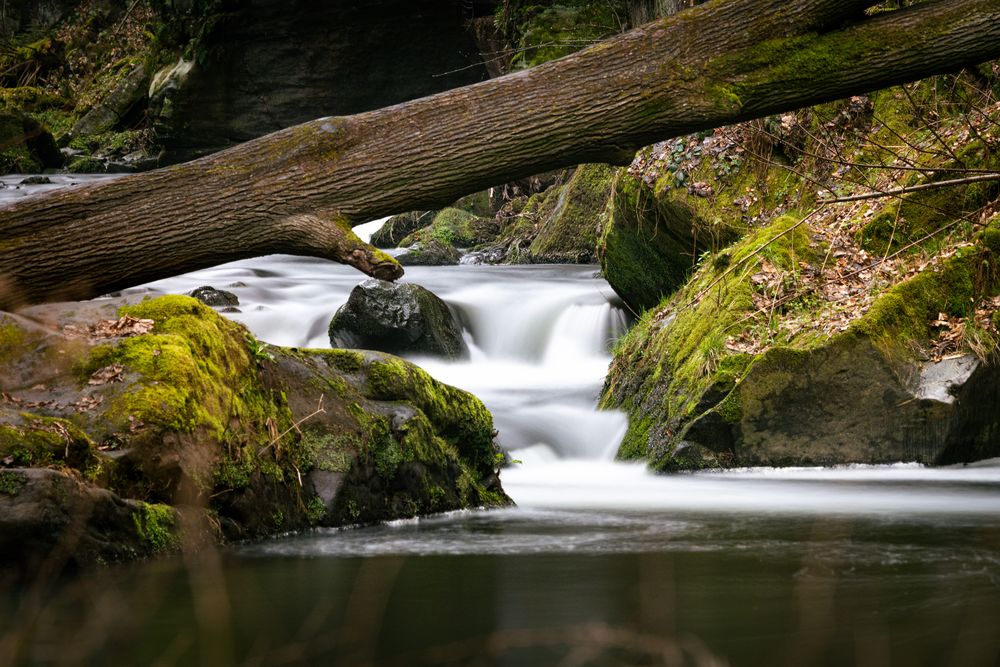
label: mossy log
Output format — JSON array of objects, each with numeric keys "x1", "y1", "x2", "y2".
[{"x1": 2, "y1": 0, "x2": 1000, "y2": 308}]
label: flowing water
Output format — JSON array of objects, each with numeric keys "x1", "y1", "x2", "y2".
[{"x1": 2, "y1": 186, "x2": 1000, "y2": 665}]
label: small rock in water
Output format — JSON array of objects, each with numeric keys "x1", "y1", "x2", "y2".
[
  {"x1": 188, "y1": 285, "x2": 240, "y2": 307},
  {"x1": 328, "y1": 279, "x2": 468, "y2": 359},
  {"x1": 20, "y1": 176, "x2": 52, "y2": 185}
]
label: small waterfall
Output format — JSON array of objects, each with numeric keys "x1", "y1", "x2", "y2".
[
  {"x1": 137, "y1": 259, "x2": 632, "y2": 496},
  {"x1": 410, "y1": 268, "x2": 630, "y2": 464}
]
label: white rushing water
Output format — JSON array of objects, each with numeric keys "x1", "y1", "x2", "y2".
[
  {"x1": 126, "y1": 223, "x2": 1000, "y2": 521},
  {"x1": 6, "y1": 174, "x2": 995, "y2": 521},
  {"x1": 133, "y1": 223, "x2": 633, "y2": 478}
]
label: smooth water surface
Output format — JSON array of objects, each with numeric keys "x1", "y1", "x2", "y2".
[{"x1": 1, "y1": 195, "x2": 999, "y2": 665}]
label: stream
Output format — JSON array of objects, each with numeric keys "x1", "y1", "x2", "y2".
[{"x1": 2, "y1": 180, "x2": 1000, "y2": 665}]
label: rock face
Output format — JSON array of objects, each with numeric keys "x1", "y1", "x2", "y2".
[
  {"x1": 599, "y1": 169, "x2": 734, "y2": 313},
  {"x1": 329, "y1": 279, "x2": 468, "y2": 358},
  {"x1": 156, "y1": 0, "x2": 493, "y2": 161},
  {"x1": 602, "y1": 215, "x2": 1000, "y2": 471},
  {"x1": 527, "y1": 163, "x2": 614, "y2": 263},
  {"x1": 0, "y1": 295, "x2": 505, "y2": 576},
  {"x1": 69, "y1": 62, "x2": 149, "y2": 139}
]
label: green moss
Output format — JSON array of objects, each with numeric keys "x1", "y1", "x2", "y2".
[
  {"x1": 852, "y1": 247, "x2": 978, "y2": 360},
  {"x1": 400, "y1": 207, "x2": 492, "y2": 248},
  {"x1": 366, "y1": 356, "x2": 497, "y2": 480},
  {"x1": 67, "y1": 156, "x2": 105, "y2": 173},
  {"x1": 504, "y1": 2, "x2": 626, "y2": 70},
  {"x1": 0, "y1": 319, "x2": 26, "y2": 365},
  {"x1": 600, "y1": 173, "x2": 695, "y2": 311},
  {"x1": 322, "y1": 349, "x2": 365, "y2": 373},
  {"x1": 306, "y1": 495, "x2": 327, "y2": 525},
  {"x1": 132, "y1": 501, "x2": 180, "y2": 553},
  {"x1": 299, "y1": 430, "x2": 356, "y2": 473},
  {"x1": 0, "y1": 416, "x2": 97, "y2": 471},
  {"x1": 0, "y1": 86, "x2": 64, "y2": 112},
  {"x1": 529, "y1": 163, "x2": 614, "y2": 262},
  {"x1": 0, "y1": 470, "x2": 27, "y2": 496},
  {"x1": 858, "y1": 144, "x2": 999, "y2": 256}
]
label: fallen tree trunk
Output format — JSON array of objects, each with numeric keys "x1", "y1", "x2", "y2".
[{"x1": 2, "y1": 0, "x2": 1000, "y2": 308}]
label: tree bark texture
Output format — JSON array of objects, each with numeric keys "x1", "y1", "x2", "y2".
[{"x1": 2, "y1": 0, "x2": 1000, "y2": 308}]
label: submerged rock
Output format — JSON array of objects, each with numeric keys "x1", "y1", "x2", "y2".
[
  {"x1": 328, "y1": 279, "x2": 468, "y2": 359},
  {"x1": 0, "y1": 295, "x2": 505, "y2": 576},
  {"x1": 188, "y1": 285, "x2": 239, "y2": 308}
]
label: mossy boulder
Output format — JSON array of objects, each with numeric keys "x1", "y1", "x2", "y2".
[
  {"x1": 0, "y1": 294, "x2": 507, "y2": 575},
  {"x1": 328, "y1": 279, "x2": 468, "y2": 359},
  {"x1": 602, "y1": 215, "x2": 1000, "y2": 470},
  {"x1": 528, "y1": 163, "x2": 615, "y2": 263},
  {"x1": 68, "y1": 62, "x2": 149, "y2": 140},
  {"x1": 0, "y1": 468, "x2": 182, "y2": 576},
  {"x1": 396, "y1": 239, "x2": 462, "y2": 266},
  {"x1": 0, "y1": 111, "x2": 63, "y2": 174},
  {"x1": 500, "y1": 2, "x2": 626, "y2": 70},
  {"x1": 599, "y1": 169, "x2": 737, "y2": 313},
  {"x1": 399, "y1": 207, "x2": 499, "y2": 249},
  {"x1": 371, "y1": 211, "x2": 437, "y2": 248}
]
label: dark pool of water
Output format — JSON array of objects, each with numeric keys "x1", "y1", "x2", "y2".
[{"x1": 3, "y1": 498, "x2": 999, "y2": 667}]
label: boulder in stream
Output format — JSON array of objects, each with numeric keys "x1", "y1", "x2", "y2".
[
  {"x1": 0, "y1": 295, "x2": 506, "y2": 577},
  {"x1": 188, "y1": 285, "x2": 239, "y2": 308},
  {"x1": 371, "y1": 211, "x2": 437, "y2": 248},
  {"x1": 396, "y1": 239, "x2": 461, "y2": 266},
  {"x1": 328, "y1": 279, "x2": 468, "y2": 359},
  {"x1": 603, "y1": 214, "x2": 1000, "y2": 471}
]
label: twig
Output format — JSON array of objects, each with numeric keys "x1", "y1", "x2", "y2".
[
  {"x1": 817, "y1": 172, "x2": 1000, "y2": 204},
  {"x1": 112, "y1": 0, "x2": 142, "y2": 36},
  {"x1": 258, "y1": 395, "x2": 325, "y2": 454}
]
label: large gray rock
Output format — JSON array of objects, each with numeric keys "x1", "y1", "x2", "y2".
[
  {"x1": 70, "y1": 62, "x2": 149, "y2": 138},
  {"x1": 328, "y1": 279, "x2": 468, "y2": 358}
]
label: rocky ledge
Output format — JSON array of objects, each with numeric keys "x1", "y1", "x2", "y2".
[{"x1": 0, "y1": 296, "x2": 508, "y2": 577}]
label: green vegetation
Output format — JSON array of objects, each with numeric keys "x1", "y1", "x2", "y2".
[
  {"x1": 132, "y1": 501, "x2": 180, "y2": 553},
  {"x1": 0, "y1": 470, "x2": 28, "y2": 497}
]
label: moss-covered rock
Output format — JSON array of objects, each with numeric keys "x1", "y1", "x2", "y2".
[
  {"x1": 599, "y1": 169, "x2": 737, "y2": 313},
  {"x1": 498, "y1": 1, "x2": 628, "y2": 70},
  {"x1": 603, "y1": 214, "x2": 1000, "y2": 470},
  {"x1": 396, "y1": 239, "x2": 462, "y2": 266},
  {"x1": 0, "y1": 111, "x2": 63, "y2": 174},
  {"x1": 371, "y1": 211, "x2": 438, "y2": 248},
  {"x1": 527, "y1": 163, "x2": 615, "y2": 263},
  {"x1": 0, "y1": 467, "x2": 184, "y2": 577},
  {"x1": 0, "y1": 294, "x2": 508, "y2": 574},
  {"x1": 400, "y1": 207, "x2": 499, "y2": 249}
]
